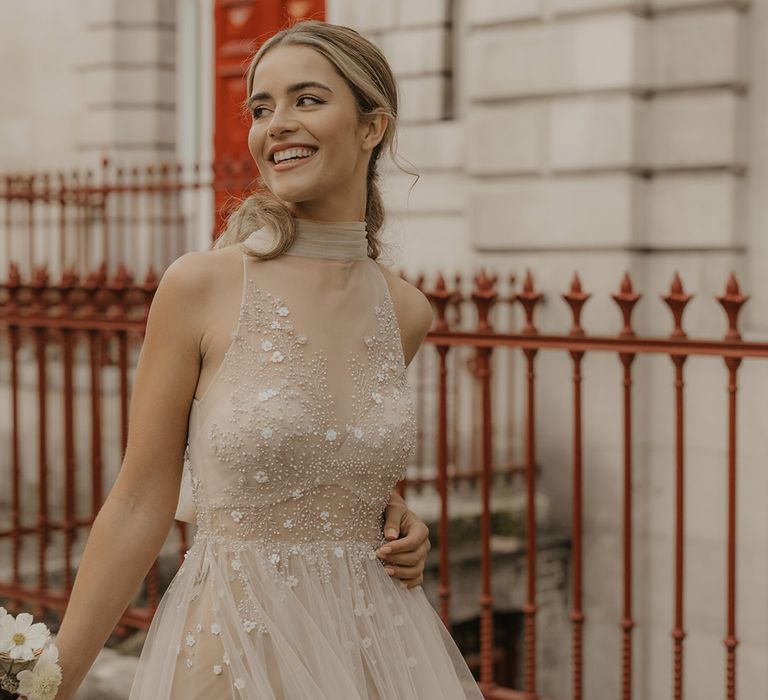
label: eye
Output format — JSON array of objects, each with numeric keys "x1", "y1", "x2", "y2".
[{"x1": 251, "y1": 95, "x2": 323, "y2": 119}]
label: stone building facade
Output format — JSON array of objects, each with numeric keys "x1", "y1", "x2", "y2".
[{"x1": 1, "y1": 0, "x2": 767, "y2": 697}]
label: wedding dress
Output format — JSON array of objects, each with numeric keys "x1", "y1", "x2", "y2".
[{"x1": 127, "y1": 218, "x2": 483, "y2": 699}]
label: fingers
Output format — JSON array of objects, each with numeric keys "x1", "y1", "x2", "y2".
[
  {"x1": 382, "y1": 501, "x2": 406, "y2": 540},
  {"x1": 376, "y1": 522, "x2": 429, "y2": 556},
  {"x1": 383, "y1": 563, "x2": 424, "y2": 588}
]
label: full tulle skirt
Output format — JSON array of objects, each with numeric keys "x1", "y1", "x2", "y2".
[{"x1": 128, "y1": 532, "x2": 483, "y2": 699}]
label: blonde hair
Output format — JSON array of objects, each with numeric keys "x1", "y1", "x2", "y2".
[{"x1": 213, "y1": 19, "x2": 417, "y2": 261}]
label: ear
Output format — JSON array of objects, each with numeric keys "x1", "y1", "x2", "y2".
[{"x1": 361, "y1": 111, "x2": 389, "y2": 153}]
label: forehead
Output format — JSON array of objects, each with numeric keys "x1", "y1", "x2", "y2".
[{"x1": 251, "y1": 45, "x2": 338, "y2": 91}]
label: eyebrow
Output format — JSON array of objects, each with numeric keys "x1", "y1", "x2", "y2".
[{"x1": 248, "y1": 81, "x2": 333, "y2": 107}]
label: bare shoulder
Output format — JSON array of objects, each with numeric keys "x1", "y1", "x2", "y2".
[
  {"x1": 161, "y1": 244, "x2": 243, "y2": 343},
  {"x1": 374, "y1": 260, "x2": 434, "y2": 366}
]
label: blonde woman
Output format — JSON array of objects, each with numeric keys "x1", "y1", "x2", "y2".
[{"x1": 51, "y1": 20, "x2": 483, "y2": 699}]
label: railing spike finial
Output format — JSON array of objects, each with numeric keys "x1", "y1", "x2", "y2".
[
  {"x1": 662, "y1": 272, "x2": 693, "y2": 340},
  {"x1": 612, "y1": 271, "x2": 642, "y2": 339},
  {"x1": 563, "y1": 273, "x2": 591, "y2": 338},
  {"x1": 429, "y1": 272, "x2": 451, "y2": 332},
  {"x1": 472, "y1": 268, "x2": 499, "y2": 333},
  {"x1": 517, "y1": 269, "x2": 543, "y2": 336},
  {"x1": 523, "y1": 268, "x2": 535, "y2": 294},
  {"x1": 717, "y1": 272, "x2": 749, "y2": 342},
  {"x1": 620, "y1": 271, "x2": 634, "y2": 295}
]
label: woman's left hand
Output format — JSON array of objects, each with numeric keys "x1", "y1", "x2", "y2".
[{"x1": 378, "y1": 492, "x2": 431, "y2": 588}]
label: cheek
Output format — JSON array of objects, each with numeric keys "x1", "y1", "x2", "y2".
[{"x1": 247, "y1": 126, "x2": 263, "y2": 162}]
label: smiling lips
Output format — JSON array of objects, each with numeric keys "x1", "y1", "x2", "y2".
[{"x1": 270, "y1": 147, "x2": 319, "y2": 171}]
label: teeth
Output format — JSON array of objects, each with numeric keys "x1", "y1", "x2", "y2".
[{"x1": 273, "y1": 147, "x2": 317, "y2": 163}]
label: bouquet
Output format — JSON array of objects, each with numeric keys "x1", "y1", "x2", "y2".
[{"x1": 0, "y1": 607, "x2": 62, "y2": 700}]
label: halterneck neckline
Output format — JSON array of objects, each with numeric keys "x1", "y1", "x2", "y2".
[{"x1": 244, "y1": 217, "x2": 369, "y2": 261}]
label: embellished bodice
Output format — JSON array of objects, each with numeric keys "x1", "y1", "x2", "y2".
[{"x1": 174, "y1": 219, "x2": 418, "y2": 555}]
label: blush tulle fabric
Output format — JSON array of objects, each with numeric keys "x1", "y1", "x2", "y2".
[{"x1": 128, "y1": 219, "x2": 483, "y2": 699}]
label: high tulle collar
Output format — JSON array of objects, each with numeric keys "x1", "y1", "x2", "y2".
[{"x1": 244, "y1": 217, "x2": 369, "y2": 260}]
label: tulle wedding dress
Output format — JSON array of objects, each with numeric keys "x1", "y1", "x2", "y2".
[{"x1": 127, "y1": 218, "x2": 483, "y2": 699}]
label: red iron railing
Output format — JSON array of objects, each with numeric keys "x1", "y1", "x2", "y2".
[
  {"x1": 1, "y1": 161, "x2": 766, "y2": 698},
  {"x1": 415, "y1": 268, "x2": 764, "y2": 700},
  {"x1": 1, "y1": 157, "x2": 258, "y2": 278}
]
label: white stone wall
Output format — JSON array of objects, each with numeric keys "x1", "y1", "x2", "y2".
[
  {"x1": 329, "y1": 0, "x2": 768, "y2": 698},
  {"x1": 3, "y1": 1, "x2": 768, "y2": 697},
  {"x1": 0, "y1": 0, "x2": 177, "y2": 172}
]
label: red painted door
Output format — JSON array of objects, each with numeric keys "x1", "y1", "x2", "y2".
[{"x1": 213, "y1": 0, "x2": 325, "y2": 238}]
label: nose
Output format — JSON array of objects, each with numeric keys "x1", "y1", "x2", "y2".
[{"x1": 267, "y1": 106, "x2": 298, "y2": 138}]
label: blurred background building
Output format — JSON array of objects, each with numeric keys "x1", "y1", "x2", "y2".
[{"x1": 2, "y1": 1, "x2": 767, "y2": 698}]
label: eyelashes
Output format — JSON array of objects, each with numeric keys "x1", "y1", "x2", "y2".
[{"x1": 251, "y1": 95, "x2": 324, "y2": 119}]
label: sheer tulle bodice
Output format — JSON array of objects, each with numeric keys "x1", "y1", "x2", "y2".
[{"x1": 128, "y1": 219, "x2": 483, "y2": 699}]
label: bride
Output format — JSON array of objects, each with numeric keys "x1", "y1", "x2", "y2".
[{"x1": 47, "y1": 19, "x2": 482, "y2": 699}]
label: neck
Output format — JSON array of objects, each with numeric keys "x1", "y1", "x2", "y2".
[{"x1": 244, "y1": 217, "x2": 369, "y2": 261}]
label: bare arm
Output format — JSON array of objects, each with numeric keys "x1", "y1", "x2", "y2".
[
  {"x1": 51, "y1": 252, "x2": 209, "y2": 699},
  {"x1": 377, "y1": 263, "x2": 435, "y2": 588}
]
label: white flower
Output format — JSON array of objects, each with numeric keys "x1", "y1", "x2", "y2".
[
  {"x1": 322, "y1": 522, "x2": 332, "y2": 531},
  {"x1": 0, "y1": 612, "x2": 50, "y2": 661},
  {"x1": 291, "y1": 489, "x2": 303, "y2": 499},
  {"x1": 222, "y1": 652, "x2": 230, "y2": 665},
  {"x1": 235, "y1": 677, "x2": 246, "y2": 688},
  {"x1": 371, "y1": 392, "x2": 383, "y2": 404},
  {"x1": 290, "y1": 544, "x2": 301, "y2": 555},
  {"x1": 325, "y1": 429, "x2": 337, "y2": 441},
  {"x1": 231, "y1": 559, "x2": 241, "y2": 571},
  {"x1": 269, "y1": 553, "x2": 281, "y2": 565},
  {"x1": 271, "y1": 320, "x2": 281, "y2": 329},
  {"x1": 297, "y1": 334, "x2": 307, "y2": 344},
  {"x1": 186, "y1": 632, "x2": 196, "y2": 647},
  {"x1": 271, "y1": 350, "x2": 284, "y2": 363},
  {"x1": 277, "y1": 306, "x2": 290, "y2": 316},
  {"x1": 364, "y1": 336, "x2": 374, "y2": 347},
  {"x1": 16, "y1": 643, "x2": 62, "y2": 700},
  {"x1": 378, "y1": 427, "x2": 388, "y2": 436},
  {"x1": 261, "y1": 339, "x2": 273, "y2": 351},
  {"x1": 261, "y1": 427, "x2": 273, "y2": 439},
  {"x1": 334, "y1": 547, "x2": 344, "y2": 558},
  {"x1": 230, "y1": 510, "x2": 243, "y2": 523},
  {"x1": 320, "y1": 510, "x2": 329, "y2": 520},
  {"x1": 210, "y1": 623, "x2": 221, "y2": 635},
  {"x1": 213, "y1": 664, "x2": 223, "y2": 675},
  {"x1": 195, "y1": 623, "x2": 203, "y2": 633},
  {"x1": 283, "y1": 519, "x2": 294, "y2": 529},
  {"x1": 258, "y1": 390, "x2": 272, "y2": 402},
  {"x1": 255, "y1": 471, "x2": 269, "y2": 483},
  {"x1": 286, "y1": 575, "x2": 299, "y2": 588},
  {"x1": 186, "y1": 657, "x2": 193, "y2": 668},
  {"x1": 361, "y1": 636, "x2": 372, "y2": 648},
  {"x1": 374, "y1": 305, "x2": 381, "y2": 313},
  {"x1": 0, "y1": 607, "x2": 6, "y2": 620},
  {"x1": 352, "y1": 427, "x2": 364, "y2": 439}
]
